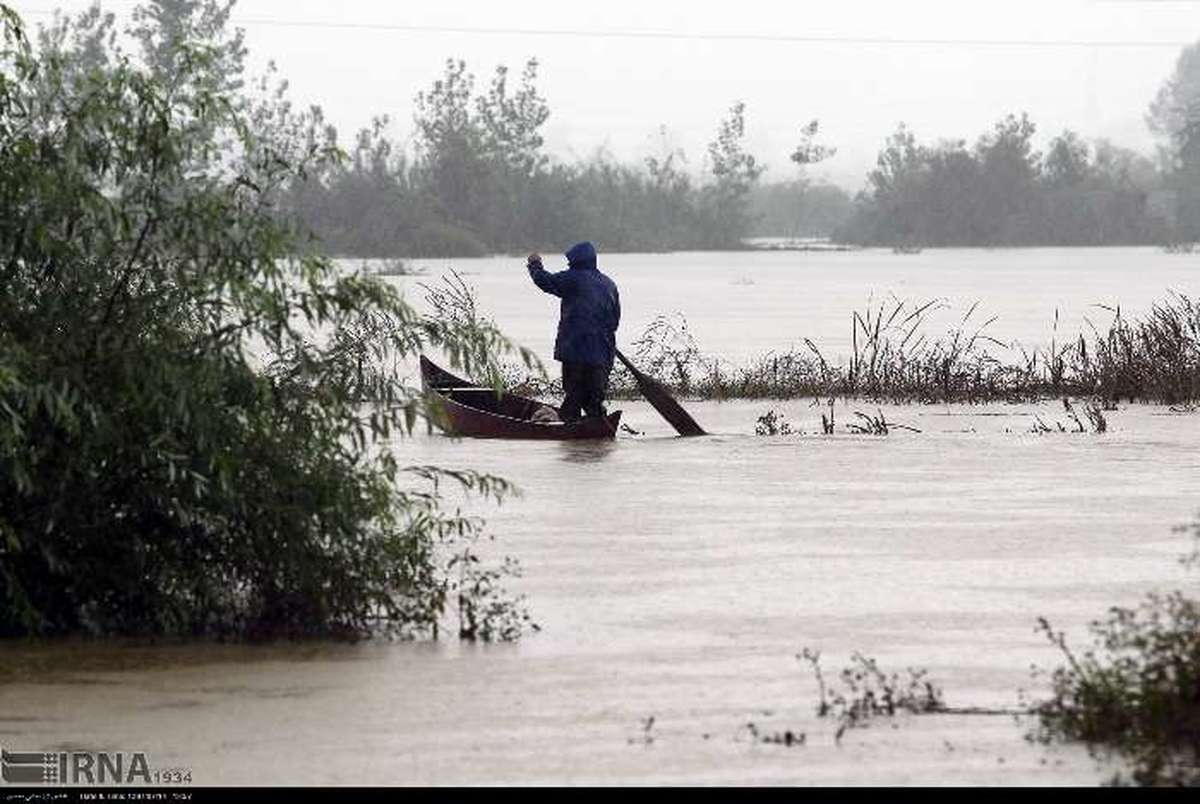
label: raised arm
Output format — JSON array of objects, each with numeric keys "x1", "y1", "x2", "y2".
[{"x1": 526, "y1": 253, "x2": 571, "y2": 297}]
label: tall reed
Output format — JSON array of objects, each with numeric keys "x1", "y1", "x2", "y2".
[{"x1": 611, "y1": 293, "x2": 1200, "y2": 404}]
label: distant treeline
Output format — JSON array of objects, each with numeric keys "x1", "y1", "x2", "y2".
[
  {"x1": 747, "y1": 181, "x2": 853, "y2": 239},
  {"x1": 289, "y1": 44, "x2": 1200, "y2": 256},
  {"x1": 286, "y1": 60, "x2": 783, "y2": 257},
  {"x1": 832, "y1": 115, "x2": 1197, "y2": 247}
]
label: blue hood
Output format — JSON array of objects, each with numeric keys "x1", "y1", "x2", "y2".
[
  {"x1": 527, "y1": 240, "x2": 620, "y2": 368},
  {"x1": 565, "y1": 241, "x2": 597, "y2": 270}
]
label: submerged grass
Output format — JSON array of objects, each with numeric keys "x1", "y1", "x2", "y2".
[
  {"x1": 799, "y1": 648, "x2": 947, "y2": 743},
  {"x1": 602, "y1": 293, "x2": 1200, "y2": 405},
  {"x1": 431, "y1": 271, "x2": 1198, "y2": 407},
  {"x1": 1029, "y1": 398, "x2": 1109, "y2": 434},
  {"x1": 752, "y1": 404, "x2": 919, "y2": 436}
]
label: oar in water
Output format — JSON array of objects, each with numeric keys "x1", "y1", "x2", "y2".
[{"x1": 614, "y1": 349, "x2": 706, "y2": 437}]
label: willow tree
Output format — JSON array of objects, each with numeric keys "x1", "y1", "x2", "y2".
[{"x1": 0, "y1": 2, "x2": 534, "y2": 639}]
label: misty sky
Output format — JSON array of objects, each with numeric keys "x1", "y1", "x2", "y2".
[{"x1": 13, "y1": 0, "x2": 1200, "y2": 189}]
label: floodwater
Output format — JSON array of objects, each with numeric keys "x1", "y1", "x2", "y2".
[
  {"x1": 2, "y1": 248, "x2": 1199, "y2": 786},
  {"x1": 394, "y1": 245, "x2": 1200, "y2": 364}
]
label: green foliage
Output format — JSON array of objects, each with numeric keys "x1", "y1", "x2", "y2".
[
  {"x1": 843, "y1": 41, "x2": 1200, "y2": 247},
  {"x1": 412, "y1": 58, "x2": 487, "y2": 234},
  {"x1": 1175, "y1": 102, "x2": 1200, "y2": 240},
  {"x1": 696, "y1": 101, "x2": 765, "y2": 248},
  {"x1": 288, "y1": 64, "x2": 788, "y2": 255},
  {"x1": 285, "y1": 41, "x2": 1200, "y2": 253},
  {"x1": 450, "y1": 550, "x2": 537, "y2": 642},
  {"x1": 1034, "y1": 593, "x2": 1200, "y2": 786},
  {"x1": 628, "y1": 313, "x2": 704, "y2": 394},
  {"x1": 1144, "y1": 39, "x2": 1200, "y2": 238},
  {"x1": 0, "y1": 2, "x2": 535, "y2": 640},
  {"x1": 790, "y1": 119, "x2": 836, "y2": 167},
  {"x1": 1043, "y1": 130, "x2": 1092, "y2": 189},
  {"x1": 838, "y1": 115, "x2": 1165, "y2": 247},
  {"x1": 749, "y1": 115, "x2": 844, "y2": 239},
  {"x1": 394, "y1": 56, "x2": 551, "y2": 253},
  {"x1": 475, "y1": 59, "x2": 550, "y2": 177},
  {"x1": 1147, "y1": 40, "x2": 1200, "y2": 168},
  {"x1": 1034, "y1": 515, "x2": 1200, "y2": 784}
]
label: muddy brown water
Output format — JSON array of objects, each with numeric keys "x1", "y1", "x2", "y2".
[{"x1": 2, "y1": 248, "x2": 1198, "y2": 784}]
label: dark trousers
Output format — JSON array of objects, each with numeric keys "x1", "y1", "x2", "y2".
[{"x1": 559, "y1": 361, "x2": 611, "y2": 422}]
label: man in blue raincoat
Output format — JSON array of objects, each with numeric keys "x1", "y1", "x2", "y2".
[{"x1": 526, "y1": 241, "x2": 621, "y2": 422}]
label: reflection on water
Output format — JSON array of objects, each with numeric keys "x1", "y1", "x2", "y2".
[
  {"x1": 557, "y1": 439, "x2": 620, "y2": 464},
  {"x1": 4, "y1": 249, "x2": 1200, "y2": 784},
  {"x1": 2, "y1": 400, "x2": 1196, "y2": 784}
]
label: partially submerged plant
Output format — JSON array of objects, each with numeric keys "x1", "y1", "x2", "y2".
[
  {"x1": 799, "y1": 648, "x2": 946, "y2": 743},
  {"x1": 630, "y1": 312, "x2": 706, "y2": 397},
  {"x1": 1031, "y1": 415, "x2": 1060, "y2": 434},
  {"x1": 1030, "y1": 398, "x2": 1109, "y2": 434},
  {"x1": 1066, "y1": 398, "x2": 1108, "y2": 433},
  {"x1": 1033, "y1": 602, "x2": 1200, "y2": 786},
  {"x1": 739, "y1": 721, "x2": 806, "y2": 747},
  {"x1": 607, "y1": 293, "x2": 1200, "y2": 406},
  {"x1": 420, "y1": 271, "x2": 551, "y2": 397},
  {"x1": 627, "y1": 716, "x2": 656, "y2": 746},
  {"x1": 448, "y1": 549, "x2": 537, "y2": 642},
  {"x1": 1032, "y1": 516, "x2": 1200, "y2": 786},
  {"x1": 1070, "y1": 295, "x2": 1200, "y2": 405},
  {"x1": 755, "y1": 409, "x2": 796, "y2": 436},
  {"x1": 819, "y1": 397, "x2": 835, "y2": 434},
  {"x1": 845, "y1": 409, "x2": 921, "y2": 435}
]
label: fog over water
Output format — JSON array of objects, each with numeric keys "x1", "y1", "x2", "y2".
[
  {"x1": 396, "y1": 247, "x2": 1200, "y2": 364},
  {"x1": 13, "y1": 0, "x2": 1200, "y2": 187}
]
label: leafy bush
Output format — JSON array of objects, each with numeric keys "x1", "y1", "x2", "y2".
[
  {"x1": 1034, "y1": 599, "x2": 1200, "y2": 785},
  {"x1": 1033, "y1": 519, "x2": 1200, "y2": 785},
  {"x1": 0, "y1": 2, "x2": 534, "y2": 640}
]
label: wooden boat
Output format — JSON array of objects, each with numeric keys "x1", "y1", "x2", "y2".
[{"x1": 420, "y1": 355, "x2": 621, "y2": 440}]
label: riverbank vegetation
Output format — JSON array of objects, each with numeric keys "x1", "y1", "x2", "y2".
[
  {"x1": 597, "y1": 293, "x2": 1200, "y2": 405},
  {"x1": 825, "y1": 41, "x2": 1200, "y2": 247},
  {"x1": 0, "y1": 2, "x2": 536, "y2": 640},
  {"x1": 833, "y1": 117, "x2": 1189, "y2": 247},
  {"x1": 284, "y1": 64, "x2": 810, "y2": 256},
  {"x1": 281, "y1": 37, "x2": 1200, "y2": 255},
  {"x1": 1032, "y1": 517, "x2": 1200, "y2": 786}
]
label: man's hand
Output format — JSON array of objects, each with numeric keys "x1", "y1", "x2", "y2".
[{"x1": 527, "y1": 252, "x2": 542, "y2": 269}]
